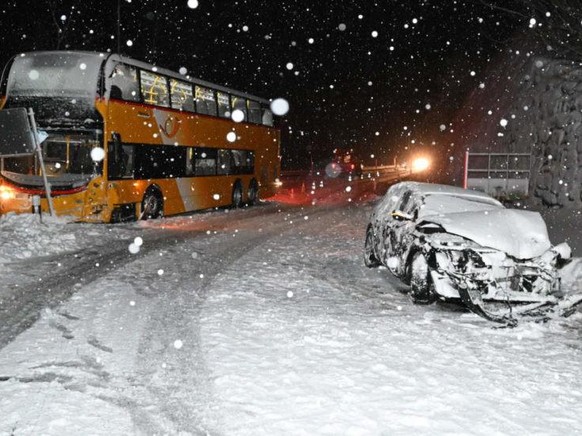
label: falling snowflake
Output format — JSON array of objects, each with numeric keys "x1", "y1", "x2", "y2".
[
  {"x1": 271, "y1": 98, "x2": 289, "y2": 116},
  {"x1": 90, "y1": 147, "x2": 105, "y2": 162},
  {"x1": 231, "y1": 109, "x2": 245, "y2": 122}
]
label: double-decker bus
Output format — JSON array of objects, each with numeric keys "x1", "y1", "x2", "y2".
[{"x1": 0, "y1": 51, "x2": 280, "y2": 222}]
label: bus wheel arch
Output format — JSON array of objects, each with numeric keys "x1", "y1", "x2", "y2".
[
  {"x1": 141, "y1": 185, "x2": 164, "y2": 219},
  {"x1": 248, "y1": 178, "x2": 259, "y2": 205},
  {"x1": 232, "y1": 179, "x2": 244, "y2": 208}
]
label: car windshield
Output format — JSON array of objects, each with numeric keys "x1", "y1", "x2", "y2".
[{"x1": 419, "y1": 193, "x2": 503, "y2": 218}]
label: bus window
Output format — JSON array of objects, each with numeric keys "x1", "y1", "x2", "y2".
[
  {"x1": 170, "y1": 79, "x2": 194, "y2": 111},
  {"x1": 231, "y1": 149, "x2": 254, "y2": 174},
  {"x1": 217, "y1": 149, "x2": 233, "y2": 175},
  {"x1": 44, "y1": 140, "x2": 67, "y2": 175},
  {"x1": 217, "y1": 92, "x2": 230, "y2": 118},
  {"x1": 43, "y1": 135, "x2": 99, "y2": 176},
  {"x1": 108, "y1": 141, "x2": 134, "y2": 179},
  {"x1": 231, "y1": 96, "x2": 247, "y2": 121},
  {"x1": 140, "y1": 70, "x2": 170, "y2": 107},
  {"x1": 185, "y1": 148, "x2": 194, "y2": 175},
  {"x1": 120, "y1": 145, "x2": 135, "y2": 178},
  {"x1": 262, "y1": 107, "x2": 274, "y2": 126},
  {"x1": 248, "y1": 100, "x2": 261, "y2": 124},
  {"x1": 134, "y1": 145, "x2": 186, "y2": 179},
  {"x1": 193, "y1": 148, "x2": 217, "y2": 176},
  {"x1": 195, "y1": 86, "x2": 217, "y2": 116},
  {"x1": 110, "y1": 64, "x2": 140, "y2": 102}
]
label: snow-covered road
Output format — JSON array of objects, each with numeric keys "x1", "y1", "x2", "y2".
[{"x1": 0, "y1": 187, "x2": 581, "y2": 435}]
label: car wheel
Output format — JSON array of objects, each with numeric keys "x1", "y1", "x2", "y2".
[
  {"x1": 141, "y1": 187, "x2": 164, "y2": 220},
  {"x1": 364, "y1": 225, "x2": 381, "y2": 268},
  {"x1": 409, "y1": 252, "x2": 436, "y2": 304}
]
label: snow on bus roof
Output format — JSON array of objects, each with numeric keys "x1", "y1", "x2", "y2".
[{"x1": 15, "y1": 51, "x2": 270, "y2": 105}]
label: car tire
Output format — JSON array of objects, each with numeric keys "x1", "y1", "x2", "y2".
[
  {"x1": 410, "y1": 252, "x2": 436, "y2": 304},
  {"x1": 141, "y1": 186, "x2": 164, "y2": 220},
  {"x1": 364, "y1": 225, "x2": 381, "y2": 268}
]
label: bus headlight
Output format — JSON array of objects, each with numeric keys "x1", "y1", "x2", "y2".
[{"x1": 0, "y1": 186, "x2": 16, "y2": 200}]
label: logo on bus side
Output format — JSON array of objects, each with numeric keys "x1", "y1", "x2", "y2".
[{"x1": 160, "y1": 116, "x2": 180, "y2": 138}]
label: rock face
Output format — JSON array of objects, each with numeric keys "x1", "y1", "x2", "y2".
[
  {"x1": 521, "y1": 60, "x2": 582, "y2": 208},
  {"x1": 454, "y1": 48, "x2": 582, "y2": 209}
]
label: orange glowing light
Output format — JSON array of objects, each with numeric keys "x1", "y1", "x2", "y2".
[
  {"x1": 0, "y1": 186, "x2": 15, "y2": 200},
  {"x1": 411, "y1": 157, "x2": 430, "y2": 172}
]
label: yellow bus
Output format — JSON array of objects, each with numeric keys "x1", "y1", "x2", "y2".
[{"x1": 0, "y1": 51, "x2": 281, "y2": 222}]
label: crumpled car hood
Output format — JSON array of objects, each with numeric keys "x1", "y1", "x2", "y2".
[{"x1": 420, "y1": 208, "x2": 552, "y2": 259}]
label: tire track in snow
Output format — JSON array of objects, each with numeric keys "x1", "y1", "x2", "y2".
[
  {"x1": 0, "y1": 228, "x2": 200, "y2": 350},
  {"x1": 129, "y1": 206, "x2": 332, "y2": 434}
]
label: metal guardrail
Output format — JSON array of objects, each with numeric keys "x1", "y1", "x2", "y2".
[{"x1": 464, "y1": 152, "x2": 531, "y2": 198}]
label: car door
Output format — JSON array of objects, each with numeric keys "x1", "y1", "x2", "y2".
[
  {"x1": 373, "y1": 183, "x2": 406, "y2": 263},
  {"x1": 384, "y1": 188, "x2": 420, "y2": 275}
]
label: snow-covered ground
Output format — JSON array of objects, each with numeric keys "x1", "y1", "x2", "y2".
[{"x1": 0, "y1": 185, "x2": 581, "y2": 435}]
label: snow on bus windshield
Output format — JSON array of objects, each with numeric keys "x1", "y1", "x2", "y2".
[{"x1": 6, "y1": 53, "x2": 103, "y2": 97}]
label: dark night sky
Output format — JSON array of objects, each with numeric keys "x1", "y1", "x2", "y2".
[{"x1": 0, "y1": 0, "x2": 525, "y2": 168}]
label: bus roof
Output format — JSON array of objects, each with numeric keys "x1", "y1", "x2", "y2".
[{"x1": 9, "y1": 51, "x2": 270, "y2": 105}]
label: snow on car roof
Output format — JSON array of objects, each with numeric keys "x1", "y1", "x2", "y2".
[
  {"x1": 419, "y1": 194, "x2": 502, "y2": 218},
  {"x1": 395, "y1": 182, "x2": 551, "y2": 258},
  {"x1": 397, "y1": 181, "x2": 503, "y2": 206}
]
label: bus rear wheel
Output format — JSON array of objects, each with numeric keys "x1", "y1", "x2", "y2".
[
  {"x1": 232, "y1": 181, "x2": 243, "y2": 208},
  {"x1": 141, "y1": 187, "x2": 164, "y2": 220},
  {"x1": 248, "y1": 179, "x2": 259, "y2": 205}
]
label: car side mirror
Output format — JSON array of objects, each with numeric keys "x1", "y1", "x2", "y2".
[
  {"x1": 553, "y1": 242, "x2": 572, "y2": 267},
  {"x1": 391, "y1": 210, "x2": 414, "y2": 221}
]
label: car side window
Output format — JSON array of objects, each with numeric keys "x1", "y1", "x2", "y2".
[{"x1": 396, "y1": 190, "x2": 412, "y2": 212}]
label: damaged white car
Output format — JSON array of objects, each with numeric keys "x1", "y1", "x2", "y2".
[{"x1": 364, "y1": 182, "x2": 579, "y2": 324}]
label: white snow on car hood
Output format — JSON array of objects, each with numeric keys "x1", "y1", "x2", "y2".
[{"x1": 421, "y1": 208, "x2": 552, "y2": 259}]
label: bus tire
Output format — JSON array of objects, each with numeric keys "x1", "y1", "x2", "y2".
[
  {"x1": 248, "y1": 179, "x2": 259, "y2": 205},
  {"x1": 232, "y1": 181, "x2": 243, "y2": 208},
  {"x1": 141, "y1": 186, "x2": 164, "y2": 220}
]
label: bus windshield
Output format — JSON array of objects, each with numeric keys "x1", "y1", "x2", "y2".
[
  {"x1": 6, "y1": 52, "x2": 104, "y2": 98},
  {"x1": 1, "y1": 131, "x2": 102, "y2": 187}
]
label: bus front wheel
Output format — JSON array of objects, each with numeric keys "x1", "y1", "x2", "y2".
[{"x1": 141, "y1": 187, "x2": 164, "y2": 219}]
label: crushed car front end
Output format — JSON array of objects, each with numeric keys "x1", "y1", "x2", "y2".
[{"x1": 418, "y1": 229, "x2": 565, "y2": 304}]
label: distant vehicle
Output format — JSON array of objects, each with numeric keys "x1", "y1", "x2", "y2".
[
  {"x1": 364, "y1": 181, "x2": 578, "y2": 324},
  {"x1": 329, "y1": 148, "x2": 362, "y2": 178},
  {"x1": 0, "y1": 51, "x2": 280, "y2": 222}
]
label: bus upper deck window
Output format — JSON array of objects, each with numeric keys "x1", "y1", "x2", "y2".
[
  {"x1": 110, "y1": 64, "x2": 140, "y2": 102},
  {"x1": 262, "y1": 108, "x2": 274, "y2": 126},
  {"x1": 141, "y1": 70, "x2": 170, "y2": 107},
  {"x1": 170, "y1": 79, "x2": 194, "y2": 111},
  {"x1": 248, "y1": 100, "x2": 261, "y2": 124},
  {"x1": 196, "y1": 86, "x2": 217, "y2": 116},
  {"x1": 231, "y1": 96, "x2": 247, "y2": 121},
  {"x1": 217, "y1": 92, "x2": 230, "y2": 118}
]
